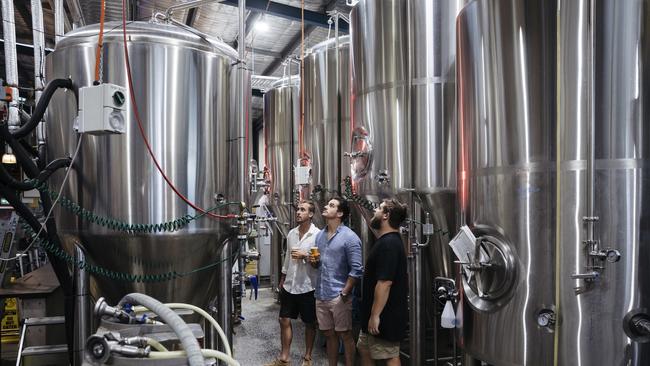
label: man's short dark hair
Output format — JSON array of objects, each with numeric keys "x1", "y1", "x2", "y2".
[
  {"x1": 331, "y1": 196, "x2": 350, "y2": 222},
  {"x1": 299, "y1": 199, "x2": 316, "y2": 214},
  {"x1": 382, "y1": 198, "x2": 408, "y2": 229}
]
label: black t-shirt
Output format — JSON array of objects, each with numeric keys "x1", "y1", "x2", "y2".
[{"x1": 361, "y1": 232, "x2": 408, "y2": 342}]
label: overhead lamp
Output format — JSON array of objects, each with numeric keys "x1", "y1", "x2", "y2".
[
  {"x1": 2, "y1": 153, "x2": 16, "y2": 164},
  {"x1": 254, "y1": 20, "x2": 269, "y2": 32},
  {"x1": 2, "y1": 146, "x2": 16, "y2": 164}
]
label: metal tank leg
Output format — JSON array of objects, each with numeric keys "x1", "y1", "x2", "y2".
[
  {"x1": 216, "y1": 240, "x2": 234, "y2": 360},
  {"x1": 73, "y1": 245, "x2": 89, "y2": 366},
  {"x1": 408, "y1": 247, "x2": 423, "y2": 366}
]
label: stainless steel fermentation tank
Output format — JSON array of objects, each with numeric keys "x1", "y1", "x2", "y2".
[
  {"x1": 303, "y1": 36, "x2": 351, "y2": 227},
  {"x1": 457, "y1": 0, "x2": 650, "y2": 365},
  {"x1": 264, "y1": 76, "x2": 300, "y2": 291},
  {"x1": 350, "y1": 0, "x2": 464, "y2": 364},
  {"x1": 45, "y1": 22, "x2": 244, "y2": 309}
]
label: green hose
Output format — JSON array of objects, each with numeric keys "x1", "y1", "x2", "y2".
[
  {"x1": 23, "y1": 222, "x2": 238, "y2": 283},
  {"x1": 32, "y1": 181, "x2": 238, "y2": 234}
]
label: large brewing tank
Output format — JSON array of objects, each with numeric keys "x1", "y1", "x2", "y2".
[
  {"x1": 263, "y1": 76, "x2": 300, "y2": 290},
  {"x1": 303, "y1": 36, "x2": 351, "y2": 226},
  {"x1": 350, "y1": 0, "x2": 464, "y2": 363},
  {"x1": 556, "y1": 0, "x2": 650, "y2": 364},
  {"x1": 457, "y1": 1, "x2": 557, "y2": 364},
  {"x1": 45, "y1": 21, "x2": 239, "y2": 308}
]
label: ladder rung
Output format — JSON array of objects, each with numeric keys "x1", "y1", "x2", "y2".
[
  {"x1": 24, "y1": 316, "x2": 65, "y2": 326},
  {"x1": 21, "y1": 344, "x2": 68, "y2": 356}
]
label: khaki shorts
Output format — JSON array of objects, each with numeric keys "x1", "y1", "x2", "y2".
[
  {"x1": 315, "y1": 295, "x2": 352, "y2": 332},
  {"x1": 357, "y1": 330, "x2": 400, "y2": 360}
]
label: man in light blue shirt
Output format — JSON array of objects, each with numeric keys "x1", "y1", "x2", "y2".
[{"x1": 310, "y1": 197, "x2": 363, "y2": 366}]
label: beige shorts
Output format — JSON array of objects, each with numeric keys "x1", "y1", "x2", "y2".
[
  {"x1": 357, "y1": 330, "x2": 400, "y2": 360},
  {"x1": 315, "y1": 295, "x2": 352, "y2": 332}
]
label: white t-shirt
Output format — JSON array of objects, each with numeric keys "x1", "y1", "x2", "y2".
[{"x1": 281, "y1": 223, "x2": 320, "y2": 294}]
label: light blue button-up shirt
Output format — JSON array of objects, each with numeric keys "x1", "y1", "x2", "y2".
[{"x1": 314, "y1": 224, "x2": 363, "y2": 301}]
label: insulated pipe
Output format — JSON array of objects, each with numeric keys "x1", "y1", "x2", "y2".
[
  {"x1": 118, "y1": 293, "x2": 203, "y2": 366},
  {"x1": 31, "y1": 0, "x2": 46, "y2": 147},
  {"x1": 1, "y1": 0, "x2": 20, "y2": 134},
  {"x1": 54, "y1": 0, "x2": 64, "y2": 43},
  {"x1": 31, "y1": 0, "x2": 45, "y2": 92}
]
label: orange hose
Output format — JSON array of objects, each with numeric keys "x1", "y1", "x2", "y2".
[
  {"x1": 299, "y1": 0, "x2": 305, "y2": 158},
  {"x1": 94, "y1": 0, "x2": 106, "y2": 82}
]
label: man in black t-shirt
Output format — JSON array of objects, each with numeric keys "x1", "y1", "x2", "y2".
[{"x1": 357, "y1": 198, "x2": 408, "y2": 366}]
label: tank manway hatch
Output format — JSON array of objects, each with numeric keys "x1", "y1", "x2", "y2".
[{"x1": 450, "y1": 226, "x2": 517, "y2": 312}]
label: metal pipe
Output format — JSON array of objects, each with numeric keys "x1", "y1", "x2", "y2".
[
  {"x1": 335, "y1": 13, "x2": 342, "y2": 194},
  {"x1": 407, "y1": 189, "x2": 422, "y2": 366},
  {"x1": 584, "y1": 0, "x2": 597, "y2": 247},
  {"x1": 165, "y1": 0, "x2": 220, "y2": 20},
  {"x1": 54, "y1": 0, "x2": 64, "y2": 43},
  {"x1": 73, "y1": 245, "x2": 89, "y2": 366}
]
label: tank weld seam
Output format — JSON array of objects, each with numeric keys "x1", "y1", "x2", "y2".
[
  {"x1": 31, "y1": 181, "x2": 238, "y2": 234},
  {"x1": 21, "y1": 222, "x2": 238, "y2": 283}
]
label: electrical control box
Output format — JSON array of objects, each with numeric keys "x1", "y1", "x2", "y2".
[
  {"x1": 295, "y1": 165, "x2": 311, "y2": 186},
  {"x1": 75, "y1": 83, "x2": 127, "y2": 135}
]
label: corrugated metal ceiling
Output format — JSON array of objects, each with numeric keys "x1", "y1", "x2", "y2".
[{"x1": 2, "y1": 0, "x2": 352, "y2": 120}]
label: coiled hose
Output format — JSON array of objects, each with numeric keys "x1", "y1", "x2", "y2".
[{"x1": 117, "y1": 293, "x2": 203, "y2": 366}]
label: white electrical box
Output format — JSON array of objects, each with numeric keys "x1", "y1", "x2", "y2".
[
  {"x1": 295, "y1": 166, "x2": 311, "y2": 186},
  {"x1": 75, "y1": 83, "x2": 127, "y2": 135}
]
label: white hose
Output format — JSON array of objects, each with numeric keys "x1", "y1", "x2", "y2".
[
  {"x1": 149, "y1": 349, "x2": 240, "y2": 366},
  {"x1": 143, "y1": 338, "x2": 168, "y2": 352},
  {"x1": 118, "y1": 293, "x2": 203, "y2": 366},
  {"x1": 134, "y1": 303, "x2": 232, "y2": 357}
]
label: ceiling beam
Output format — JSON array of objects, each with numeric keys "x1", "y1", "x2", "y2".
[
  {"x1": 220, "y1": 0, "x2": 348, "y2": 33},
  {"x1": 247, "y1": 47, "x2": 282, "y2": 59},
  {"x1": 185, "y1": 8, "x2": 198, "y2": 26},
  {"x1": 262, "y1": 24, "x2": 316, "y2": 76},
  {"x1": 65, "y1": 0, "x2": 86, "y2": 27},
  {"x1": 232, "y1": 12, "x2": 260, "y2": 50}
]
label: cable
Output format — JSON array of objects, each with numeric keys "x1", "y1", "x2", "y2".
[
  {"x1": 94, "y1": 0, "x2": 106, "y2": 83},
  {"x1": 121, "y1": 0, "x2": 237, "y2": 220},
  {"x1": 0, "y1": 133, "x2": 83, "y2": 262}
]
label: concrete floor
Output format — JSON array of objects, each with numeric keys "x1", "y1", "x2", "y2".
[{"x1": 233, "y1": 287, "x2": 345, "y2": 366}]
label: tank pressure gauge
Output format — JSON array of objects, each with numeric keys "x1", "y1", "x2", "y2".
[{"x1": 76, "y1": 83, "x2": 127, "y2": 135}]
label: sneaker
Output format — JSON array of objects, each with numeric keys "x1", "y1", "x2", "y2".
[
  {"x1": 301, "y1": 357, "x2": 313, "y2": 366},
  {"x1": 263, "y1": 359, "x2": 289, "y2": 366}
]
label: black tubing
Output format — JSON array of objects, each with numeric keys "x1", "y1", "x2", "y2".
[
  {"x1": 0, "y1": 122, "x2": 75, "y2": 361},
  {"x1": 0, "y1": 157, "x2": 71, "y2": 191},
  {"x1": 13, "y1": 78, "x2": 74, "y2": 139}
]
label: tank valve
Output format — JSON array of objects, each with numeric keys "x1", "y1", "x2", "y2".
[
  {"x1": 376, "y1": 169, "x2": 390, "y2": 186},
  {"x1": 536, "y1": 309, "x2": 556, "y2": 329},
  {"x1": 94, "y1": 297, "x2": 133, "y2": 323},
  {"x1": 623, "y1": 309, "x2": 650, "y2": 343}
]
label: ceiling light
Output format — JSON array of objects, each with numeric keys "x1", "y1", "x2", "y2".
[
  {"x1": 2, "y1": 153, "x2": 16, "y2": 164},
  {"x1": 255, "y1": 20, "x2": 269, "y2": 32}
]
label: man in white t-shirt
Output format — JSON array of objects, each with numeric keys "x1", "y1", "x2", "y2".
[{"x1": 265, "y1": 200, "x2": 321, "y2": 366}]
